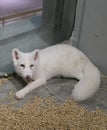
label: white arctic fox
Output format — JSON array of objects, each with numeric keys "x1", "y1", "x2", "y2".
[{"x1": 12, "y1": 44, "x2": 101, "y2": 101}]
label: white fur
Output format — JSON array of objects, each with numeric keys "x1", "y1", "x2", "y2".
[{"x1": 12, "y1": 44, "x2": 101, "y2": 101}]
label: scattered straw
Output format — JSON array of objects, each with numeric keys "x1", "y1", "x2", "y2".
[
  {"x1": 0, "y1": 78, "x2": 8, "y2": 85},
  {"x1": 0, "y1": 76, "x2": 14, "y2": 85},
  {"x1": 0, "y1": 97, "x2": 107, "y2": 130},
  {"x1": 0, "y1": 75, "x2": 107, "y2": 130}
]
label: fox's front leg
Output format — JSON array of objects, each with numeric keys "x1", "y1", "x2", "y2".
[{"x1": 15, "y1": 78, "x2": 46, "y2": 99}]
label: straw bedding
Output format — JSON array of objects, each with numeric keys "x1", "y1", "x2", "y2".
[
  {"x1": 0, "y1": 96, "x2": 107, "y2": 130},
  {"x1": 0, "y1": 77, "x2": 107, "y2": 130}
]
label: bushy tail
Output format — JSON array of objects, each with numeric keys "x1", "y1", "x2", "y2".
[{"x1": 71, "y1": 63, "x2": 101, "y2": 101}]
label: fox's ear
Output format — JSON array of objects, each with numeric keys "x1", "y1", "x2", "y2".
[
  {"x1": 32, "y1": 49, "x2": 40, "y2": 61},
  {"x1": 12, "y1": 48, "x2": 20, "y2": 60}
]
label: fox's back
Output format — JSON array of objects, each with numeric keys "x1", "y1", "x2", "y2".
[
  {"x1": 39, "y1": 44, "x2": 89, "y2": 79},
  {"x1": 40, "y1": 44, "x2": 89, "y2": 64}
]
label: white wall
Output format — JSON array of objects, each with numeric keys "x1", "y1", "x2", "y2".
[{"x1": 74, "y1": 0, "x2": 107, "y2": 74}]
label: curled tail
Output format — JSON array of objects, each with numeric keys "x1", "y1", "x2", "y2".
[{"x1": 71, "y1": 63, "x2": 101, "y2": 101}]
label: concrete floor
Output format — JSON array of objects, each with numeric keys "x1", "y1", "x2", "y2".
[{"x1": 0, "y1": 74, "x2": 107, "y2": 111}]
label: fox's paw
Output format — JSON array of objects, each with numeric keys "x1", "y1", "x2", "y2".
[{"x1": 15, "y1": 91, "x2": 25, "y2": 100}]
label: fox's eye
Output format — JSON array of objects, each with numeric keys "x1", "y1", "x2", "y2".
[
  {"x1": 20, "y1": 64, "x2": 25, "y2": 68},
  {"x1": 30, "y1": 64, "x2": 34, "y2": 68}
]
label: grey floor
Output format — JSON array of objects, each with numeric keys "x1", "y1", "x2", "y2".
[{"x1": 0, "y1": 74, "x2": 107, "y2": 111}]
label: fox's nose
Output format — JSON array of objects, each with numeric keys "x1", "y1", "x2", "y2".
[{"x1": 26, "y1": 75, "x2": 31, "y2": 80}]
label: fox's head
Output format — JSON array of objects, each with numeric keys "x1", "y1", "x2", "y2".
[{"x1": 12, "y1": 48, "x2": 39, "y2": 82}]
